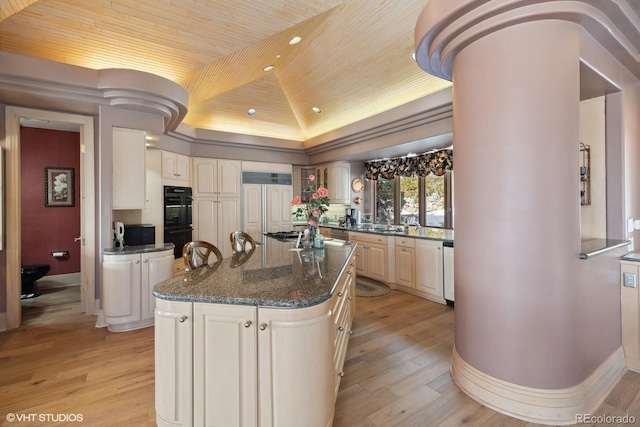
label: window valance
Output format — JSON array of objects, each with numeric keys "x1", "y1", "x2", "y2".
[{"x1": 364, "y1": 148, "x2": 453, "y2": 180}]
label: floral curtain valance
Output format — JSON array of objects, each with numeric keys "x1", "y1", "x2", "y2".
[{"x1": 364, "y1": 148, "x2": 453, "y2": 180}]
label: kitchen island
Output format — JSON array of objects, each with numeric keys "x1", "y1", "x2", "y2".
[{"x1": 153, "y1": 238, "x2": 357, "y2": 427}]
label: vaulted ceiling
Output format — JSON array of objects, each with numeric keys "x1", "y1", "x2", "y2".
[{"x1": 0, "y1": 0, "x2": 451, "y2": 142}]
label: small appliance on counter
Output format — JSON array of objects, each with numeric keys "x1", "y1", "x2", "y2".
[
  {"x1": 124, "y1": 224, "x2": 156, "y2": 246},
  {"x1": 114, "y1": 221, "x2": 125, "y2": 248}
]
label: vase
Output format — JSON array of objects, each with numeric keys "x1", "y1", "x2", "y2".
[{"x1": 308, "y1": 225, "x2": 317, "y2": 242}]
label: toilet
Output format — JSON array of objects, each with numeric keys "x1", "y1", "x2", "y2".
[{"x1": 21, "y1": 264, "x2": 51, "y2": 299}]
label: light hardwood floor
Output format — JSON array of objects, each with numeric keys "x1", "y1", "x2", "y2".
[{"x1": 1, "y1": 286, "x2": 638, "y2": 426}]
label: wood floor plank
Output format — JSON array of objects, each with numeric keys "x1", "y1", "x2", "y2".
[{"x1": 1, "y1": 284, "x2": 638, "y2": 427}]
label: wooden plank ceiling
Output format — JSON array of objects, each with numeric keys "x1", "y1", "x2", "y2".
[{"x1": 0, "y1": 0, "x2": 451, "y2": 142}]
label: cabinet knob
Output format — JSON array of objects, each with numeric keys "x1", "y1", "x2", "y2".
[
  {"x1": 134, "y1": 260, "x2": 140, "y2": 264},
  {"x1": 338, "y1": 371, "x2": 345, "y2": 377},
  {"x1": 143, "y1": 259, "x2": 148, "y2": 263},
  {"x1": 349, "y1": 330, "x2": 353, "y2": 335},
  {"x1": 348, "y1": 296, "x2": 352, "y2": 300},
  {"x1": 244, "y1": 320, "x2": 252, "y2": 328},
  {"x1": 259, "y1": 323, "x2": 268, "y2": 330},
  {"x1": 338, "y1": 292, "x2": 343, "y2": 297},
  {"x1": 338, "y1": 326, "x2": 344, "y2": 332},
  {"x1": 179, "y1": 315, "x2": 187, "y2": 323}
]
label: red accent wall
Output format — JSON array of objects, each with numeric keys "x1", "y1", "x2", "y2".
[{"x1": 20, "y1": 127, "x2": 81, "y2": 275}]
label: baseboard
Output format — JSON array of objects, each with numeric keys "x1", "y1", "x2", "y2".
[
  {"x1": 451, "y1": 346, "x2": 626, "y2": 425},
  {"x1": 0, "y1": 312, "x2": 6, "y2": 332}
]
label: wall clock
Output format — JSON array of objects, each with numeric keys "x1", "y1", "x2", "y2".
[{"x1": 351, "y1": 178, "x2": 364, "y2": 193}]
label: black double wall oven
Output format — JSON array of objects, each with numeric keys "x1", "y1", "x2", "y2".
[{"x1": 164, "y1": 186, "x2": 193, "y2": 259}]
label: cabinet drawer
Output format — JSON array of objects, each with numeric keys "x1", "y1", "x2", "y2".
[
  {"x1": 395, "y1": 236, "x2": 415, "y2": 248},
  {"x1": 349, "y1": 232, "x2": 387, "y2": 245}
]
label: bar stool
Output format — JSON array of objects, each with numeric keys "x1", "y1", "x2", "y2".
[
  {"x1": 182, "y1": 241, "x2": 223, "y2": 271},
  {"x1": 229, "y1": 231, "x2": 256, "y2": 254}
]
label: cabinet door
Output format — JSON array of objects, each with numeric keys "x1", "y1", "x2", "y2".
[
  {"x1": 243, "y1": 184, "x2": 263, "y2": 240},
  {"x1": 328, "y1": 162, "x2": 351, "y2": 204},
  {"x1": 395, "y1": 246, "x2": 415, "y2": 288},
  {"x1": 258, "y1": 304, "x2": 334, "y2": 427},
  {"x1": 415, "y1": 240, "x2": 445, "y2": 303},
  {"x1": 367, "y1": 243, "x2": 388, "y2": 283},
  {"x1": 162, "y1": 151, "x2": 178, "y2": 180},
  {"x1": 218, "y1": 197, "x2": 241, "y2": 258},
  {"x1": 443, "y1": 246, "x2": 454, "y2": 301},
  {"x1": 112, "y1": 127, "x2": 146, "y2": 209},
  {"x1": 192, "y1": 199, "x2": 217, "y2": 247},
  {"x1": 265, "y1": 185, "x2": 293, "y2": 233},
  {"x1": 218, "y1": 159, "x2": 242, "y2": 198},
  {"x1": 155, "y1": 299, "x2": 193, "y2": 427},
  {"x1": 141, "y1": 250, "x2": 174, "y2": 320},
  {"x1": 192, "y1": 158, "x2": 217, "y2": 197},
  {"x1": 175, "y1": 154, "x2": 190, "y2": 182},
  {"x1": 193, "y1": 303, "x2": 257, "y2": 427},
  {"x1": 102, "y1": 253, "x2": 141, "y2": 324}
]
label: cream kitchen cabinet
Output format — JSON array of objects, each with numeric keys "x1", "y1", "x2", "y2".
[
  {"x1": 443, "y1": 244, "x2": 454, "y2": 302},
  {"x1": 112, "y1": 127, "x2": 146, "y2": 209},
  {"x1": 102, "y1": 247, "x2": 174, "y2": 332},
  {"x1": 162, "y1": 151, "x2": 190, "y2": 184},
  {"x1": 192, "y1": 197, "x2": 240, "y2": 258},
  {"x1": 192, "y1": 157, "x2": 242, "y2": 198},
  {"x1": 415, "y1": 239, "x2": 445, "y2": 304},
  {"x1": 327, "y1": 161, "x2": 351, "y2": 205},
  {"x1": 155, "y1": 295, "x2": 348, "y2": 427},
  {"x1": 314, "y1": 162, "x2": 351, "y2": 205},
  {"x1": 395, "y1": 236, "x2": 416, "y2": 288},
  {"x1": 154, "y1": 299, "x2": 193, "y2": 427},
  {"x1": 349, "y1": 232, "x2": 388, "y2": 283},
  {"x1": 265, "y1": 185, "x2": 293, "y2": 233}
]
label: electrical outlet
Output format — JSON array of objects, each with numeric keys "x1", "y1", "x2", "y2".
[
  {"x1": 623, "y1": 272, "x2": 637, "y2": 288},
  {"x1": 628, "y1": 218, "x2": 635, "y2": 234}
]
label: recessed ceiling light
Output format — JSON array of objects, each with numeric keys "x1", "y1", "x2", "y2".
[
  {"x1": 247, "y1": 108, "x2": 256, "y2": 116},
  {"x1": 410, "y1": 51, "x2": 416, "y2": 62},
  {"x1": 289, "y1": 36, "x2": 302, "y2": 45},
  {"x1": 312, "y1": 106, "x2": 322, "y2": 114},
  {"x1": 263, "y1": 65, "x2": 274, "y2": 72}
]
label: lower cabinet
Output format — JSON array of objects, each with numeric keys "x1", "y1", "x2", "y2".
[
  {"x1": 415, "y1": 239, "x2": 445, "y2": 304},
  {"x1": 102, "y1": 248, "x2": 174, "y2": 332},
  {"x1": 350, "y1": 232, "x2": 388, "y2": 283},
  {"x1": 395, "y1": 237, "x2": 416, "y2": 288},
  {"x1": 154, "y1": 254, "x2": 356, "y2": 427},
  {"x1": 443, "y1": 244, "x2": 454, "y2": 302}
]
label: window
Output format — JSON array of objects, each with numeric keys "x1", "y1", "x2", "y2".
[
  {"x1": 374, "y1": 171, "x2": 453, "y2": 228},
  {"x1": 400, "y1": 176, "x2": 419, "y2": 225},
  {"x1": 424, "y1": 173, "x2": 445, "y2": 227},
  {"x1": 375, "y1": 179, "x2": 394, "y2": 224}
]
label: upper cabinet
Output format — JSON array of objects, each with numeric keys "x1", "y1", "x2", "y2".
[
  {"x1": 112, "y1": 127, "x2": 146, "y2": 210},
  {"x1": 314, "y1": 161, "x2": 351, "y2": 205},
  {"x1": 328, "y1": 162, "x2": 351, "y2": 205},
  {"x1": 192, "y1": 158, "x2": 242, "y2": 199},
  {"x1": 162, "y1": 151, "x2": 190, "y2": 185}
]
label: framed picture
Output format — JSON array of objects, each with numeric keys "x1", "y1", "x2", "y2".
[{"x1": 45, "y1": 167, "x2": 75, "y2": 207}]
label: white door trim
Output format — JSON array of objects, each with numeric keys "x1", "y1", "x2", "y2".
[{"x1": 4, "y1": 107, "x2": 96, "y2": 329}]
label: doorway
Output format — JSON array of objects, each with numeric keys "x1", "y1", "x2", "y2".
[{"x1": 4, "y1": 107, "x2": 96, "y2": 330}]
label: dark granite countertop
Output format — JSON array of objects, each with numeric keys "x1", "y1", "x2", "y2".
[
  {"x1": 316, "y1": 224, "x2": 454, "y2": 244},
  {"x1": 153, "y1": 238, "x2": 356, "y2": 308},
  {"x1": 103, "y1": 243, "x2": 175, "y2": 255}
]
